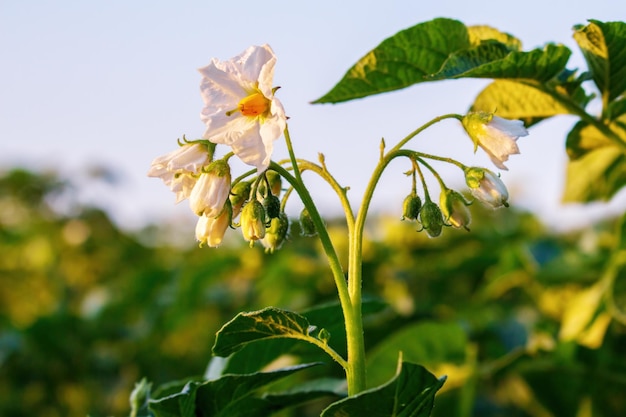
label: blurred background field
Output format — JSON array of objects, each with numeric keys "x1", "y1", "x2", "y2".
[{"x1": 1, "y1": 167, "x2": 624, "y2": 417}]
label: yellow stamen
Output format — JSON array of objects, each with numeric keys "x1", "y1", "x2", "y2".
[{"x1": 238, "y1": 92, "x2": 269, "y2": 117}]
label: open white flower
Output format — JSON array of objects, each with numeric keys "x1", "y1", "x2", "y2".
[
  {"x1": 147, "y1": 143, "x2": 211, "y2": 203},
  {"x1": 462, "y1": 112, "x2": 528, "y2": 170},
  {"x1": 199, "y1": 44, "x2": 287, "y2": 172}
]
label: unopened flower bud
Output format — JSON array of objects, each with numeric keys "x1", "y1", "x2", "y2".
[
  {"x1": 419, "y1": 200, "x2": 444, "y2": 238},
  {"x1": 189, "y1": 159, "x2": 231, "y2": 217},
  {"x1": 229, "y1": 181, "x2": 252, "y2": 217},
  {"x1": 401, "y1": 193, "x2": 422, "y2": 221},
  {"x1": 465, "y1": 167, "x2": 509, "y2": 208},
  {"x1": 240, "y1": 200, "x2": 266, "y2": 243},
  {"x1": 299, "y1": 208, "x2": 317, "y2": 236},
  {"x1": 129, "y1": 378, "x2": 151, "y2": 417},
  {"x1": 440, "y1": 189, "x2": 471, "y2": 230},
  {"x1": 195, "y1": 201, "x2": 232, "y2": 248},
  {"x1": 266, "y1": 170, "x2": 282, "y2": 196},
  {"x1": 261, "y1": 212, "x2": 289, "y2": 253},
  {"x1": 262, "y1": 194, "x2": 281, "y2": 220}
]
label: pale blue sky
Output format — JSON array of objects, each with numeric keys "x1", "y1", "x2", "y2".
[{"x1": 1, "y1": 0, "x2": 625, "y2": 230}]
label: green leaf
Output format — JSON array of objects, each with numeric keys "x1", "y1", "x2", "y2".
[
  {"x1": 150, "y1": 363, "x2": 320, "y2": 417},
  {"x1": 264, "y1": 377, "x2": 347, "y2": 408},
  {"x1": 430, "y1": 43, "x2": 571, "y2": 82},
  {"x1": 149, "y1": 382, "x2": 197, "y2": 417},
  {"x1": 212, "y1": 307, "x2": 315, "y2": 357},
  {"x1": 574, "y1": 20, "x2": 626, "y2": 103},
  {"x1": 471, "y1": 68, "x2": 593, "y2": 126},
  {"x1": 562, "y1": 144, "x2": 626, "y2": 202},
  {"x1": 565, "y1": 121, "x2": 617, "y2": 160},
  {"x1": 365, "y1": 321, "x2": 467, "y2": 388},
  {"x1": 321, "y1": 361, "x2": 445, "y2": 417},
  {"x1": 471, "y1": 80, "x2": 570, "y2": 125},
  {"x1": 313, "y1": 18, "x2": 471, "y2": 103},
  {"x1": 214, "y1": 300, "x2": 388, "y2": 375}
]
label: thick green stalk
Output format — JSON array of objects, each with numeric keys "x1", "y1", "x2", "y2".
[{"x1": 347, "y1": 114, "x2": 463, "y2": 393}]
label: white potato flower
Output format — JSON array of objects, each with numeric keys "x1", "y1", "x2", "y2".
[
  {"x1": 199, "y1": 44, "x2": 287, "y2": 172},
  {"x1": 462, "y1": 112, "x2": 528, "y2": 170},
  {"x1": 147, "y1": 143, "x2": 210, "y2": 203}
]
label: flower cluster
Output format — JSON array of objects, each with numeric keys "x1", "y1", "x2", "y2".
[
  {"x1": 148, "y1": 43, "x2": 528, "y2": 247},
  {"x1": 148, "y1": 45, "x2": 289, "y2": 249}
]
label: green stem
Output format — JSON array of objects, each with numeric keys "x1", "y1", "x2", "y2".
[{"x1": 347, "y1": 113, "x2": 463, "y2": 393}]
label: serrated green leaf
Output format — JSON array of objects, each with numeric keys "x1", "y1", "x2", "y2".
[
  {"x1": 431, "y1": 43, "x2": 570, "y2": 82},
  {"x1": 321, "y1": 362, "x2": 445, "y2": 417},
  {"x1": 574, "y1": 20, "x2": 626, "y2": 103},
  {"x1": 562, "y1": 145, "x2": 626, "y2": 202},
  {"x1": 213, "y1": 307, "x2": 315, "y2": 357},
  {"x1": 313, "y1": 18, "x2": 471, "y2": 103},
  {"x1": 215, "y1": 299, "x2": 388, "y2": 376},
  {"x1": 365, "y1": 321, "x2": 467, "y2": 388}
]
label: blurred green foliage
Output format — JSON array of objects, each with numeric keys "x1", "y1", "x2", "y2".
[{"x1": 1, "y1": 167, "x2": 625, "y2": 417}]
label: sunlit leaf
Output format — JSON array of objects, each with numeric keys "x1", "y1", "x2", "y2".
[
  {"x1": 574, "y1": 20, "x2": 626, "y2": 103},
  {"x1": 562, "y1": 144, "x2": 626, "y2": 202},
  {"x1": 321, "y1": 361, "x2": 445, "y2": 417},
  {"x1": 213, "y1": 307, "x2": 315, "y2": 357},
  {"x1": 468, "y1": 25, "x2": 522, "y2": 50},
  {"x1": 430, "y1": 43, "x2": 570, "y2": 82},
  {"x1": 471, "y1": 80, "x2": 572, "y2": 125}
]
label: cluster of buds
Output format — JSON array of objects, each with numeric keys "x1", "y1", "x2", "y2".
[
  {"x1": 400, "y1": 167, "x2": 510, "y2": 238},
  {"x1": 148, "y1": 141, "x2": 289, "y2": 251},
  {"x1": 402, "y1": 189, "x2": 471, "y2": 238}
]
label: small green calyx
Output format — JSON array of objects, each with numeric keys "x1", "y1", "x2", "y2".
[
  {"x1": 419, "y1": 201, "x2": 444, "y2": 238},
  {"x1": 440, "y1": 189, "x2": 471, "y2": 231},
  {"x1": 401, "y1": 193, "x2": 422, "y2": 221},
  {"x1": 205, "y1": 158, "x2": 231, "y2": 177},
  {"x1": 262, "y1": 212, "x2": 289, "y2": 254},
  {"x1": 464, "y1": 167, "x2": 486, "y2": 189},
  {"x1": 299, "y1": 208, "x2": 317, "y2": 237},
  {"x1": 263, "y1": 194, "x2": 281, "y2": 220}
]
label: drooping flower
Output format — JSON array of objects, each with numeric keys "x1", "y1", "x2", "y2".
[
  {"x1": 199, "y1": 44, "x2": 287, "y2": 172},
  {"x1": 462, "y1": 112, "x2": 528, "y2": 170},
  {"x1": 465, "y1": 167, "x2": 509, "y2": 209},
  {"x1": 147, "y1": 143, "x2": 211, "y2": 202},
  {"x1": 195, "y1": 202, "x2": 232, "y2": 248},
  {"x1": 189, "y1": 159, "x2": 231, "y2": 217}
]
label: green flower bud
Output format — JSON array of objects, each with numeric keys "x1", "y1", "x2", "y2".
[
  {"x1": 262, "y1": 194, "x2": 281, "y2": 220},
  {"x1": 419, "y1": 200, "x2": 444, "y2": 238},
  {"x1": 266, "y1": 170, "x2": 282, "y2": 196},
  {"x1": 299, "y1": 207, "x2": 317, "y2": 236},
  {"x1": 229, "y1": 181, "x2": 252, "y2": 218},
  {"x1": 401, "y1": 193, "x2": 422, "y2": 221},
  {"x1": 261, "y1": 212, "x2": 289, "y2": 253},
  {"x1": 240, "y1": 200, "x2": 266, "y2": 243},
  {"x1": 439, "y1": 189, "x2": 471, "y2": 231}
]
